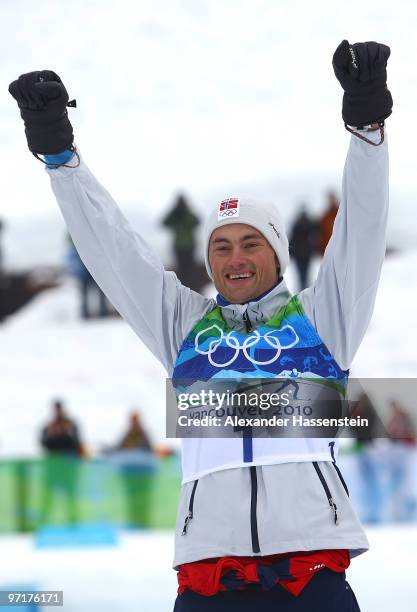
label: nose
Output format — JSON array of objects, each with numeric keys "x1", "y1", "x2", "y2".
[{"x1": 227, "y1": 245, "x2": 249, "y2": 269}]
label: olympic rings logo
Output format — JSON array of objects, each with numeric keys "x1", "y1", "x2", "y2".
[
  {"x1": 194, "y1": 324, "x2": 299, "y2": 368},
  {"x1": 218, "y1": 209, "x2": 238, "y2": 217}
]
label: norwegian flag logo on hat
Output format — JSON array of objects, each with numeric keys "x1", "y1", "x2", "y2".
[{"x1": 217, "y1": 197, "x2": 240, "y2": 221}]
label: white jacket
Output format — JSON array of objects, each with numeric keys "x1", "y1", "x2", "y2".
[{"x1": 46, "y1": 128, "x2": 388, "y2": 566}]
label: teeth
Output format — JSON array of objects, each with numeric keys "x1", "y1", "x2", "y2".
[{"x1": 229, "y1": 273, "x2": 252, "y2": 279}]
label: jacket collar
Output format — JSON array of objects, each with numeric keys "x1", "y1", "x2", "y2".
[{"x1": 216, "y1": 278, "x2": 293, "y2": 332}]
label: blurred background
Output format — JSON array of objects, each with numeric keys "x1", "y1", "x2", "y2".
[{"x1": 1, "y1": 1, "x2": 417, "y2": 610}]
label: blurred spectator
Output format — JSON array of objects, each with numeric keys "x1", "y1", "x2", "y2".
[
  {"x1": 41, "y1": 399, "x2": 82, "y2": 456},
  {"x1": 289, "y1": 204, "x2": 317, "y2": 290},
  {"x1": 350, "y1": 392, "x2": 384, "y2": 444},
  {"x1": 40, "y1": 399, "x2": 83, "y2": 525},
  {"x1": 65, "y1": 234, "x2": 109, "y2": 319},
  {"x1": 386, "y1": 400, "x2": 417, "y2": 521},
  {"x1": 117, "y1": 411, "x2": 152, "y2": 452},
  {"x1": 350, "y1": 393, "x2": 384, "y2": 523},
  {"x1": 113, "y1": 411, "x2": 155, "y2": 528},
  {"x1": 317, "y1": 191, "x2": 339, "y2": 256},
  {"x1": 162, "y1": 194, "x2": 200, "y2": 284},
  {"x1": 387, "y1": 400, "x2": 416, "y2": 445}
]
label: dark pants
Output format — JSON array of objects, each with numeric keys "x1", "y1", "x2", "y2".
[
  {"x1": 174, "y1": 569, "x2": 361, "y2": 612},
  {"x1": 80, "y1": 276, "x2": 108, "y2": 319},
  {"x1": 294, "y1": 257, "x2": 311, "y2": 291}
]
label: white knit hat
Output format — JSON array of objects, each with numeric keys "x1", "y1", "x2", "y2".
[{"x1": 203, "y1": 195, "x2": 289, "y2": 279}]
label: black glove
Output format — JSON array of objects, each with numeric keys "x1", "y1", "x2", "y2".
[
  {"x1": 333, "y1": 40, "x2": 393, "y2": 128},
  {"x1": 8, "y1": 70, "x2": 75, "y2": 155}
]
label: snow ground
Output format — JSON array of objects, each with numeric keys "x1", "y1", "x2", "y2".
[
  {"x1": 0, "y1": 526, "x2": 415, "y2": 611},
  {"x1": 0, "y1": 278, "x2": 169, "y2": 458}
]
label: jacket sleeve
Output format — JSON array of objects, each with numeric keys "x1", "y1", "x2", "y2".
[
  {"x1": 298, "y1": 129, "x2": 389, "y2": 370},
  {"x1": 45, "y1": 154, "x2": 214, "y2": 374}
]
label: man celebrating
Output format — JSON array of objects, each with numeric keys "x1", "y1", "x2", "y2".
[{"x1": 9, "y1": 39, "x2": 391, "y2": 611}]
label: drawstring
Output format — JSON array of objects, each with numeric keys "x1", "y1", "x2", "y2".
[{"x1": 344, "y1": 122, "x2": 384, "y2": 146}]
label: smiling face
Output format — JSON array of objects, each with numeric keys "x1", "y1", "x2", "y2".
[{"x1": 208, "y1": 223, "x2": 279, "y2": 304}]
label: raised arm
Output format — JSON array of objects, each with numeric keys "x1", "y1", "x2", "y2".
[
  {"x1": 298, "y1": 40, "x2": 392, "y2": 370},
  {"x1": 47, "y1": 156, "x2": 214, "y2": 372},
  {"x1": 8, "y1": 71, "x2": 213, "y2": 374}
]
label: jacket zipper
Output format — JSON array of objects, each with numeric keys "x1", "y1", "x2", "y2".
[
  {"x1": 243, "y1": 309, "x2": 252, "y2": 333},
  {"x1": 243, "y1": 313, "x2": 258, "y2": 551},
  {"x1": 332, "y1": 462, "x2": 349, "y2": 496},
  {"x1": 312, "y1": 462, "x2": 339, "y2": 525},
  {"x1": 250, "y1": 466, "x2": 260, "y2": 553},
  {"x1": 181, "y1": 479, "x2": 198, "y2": 536}
]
